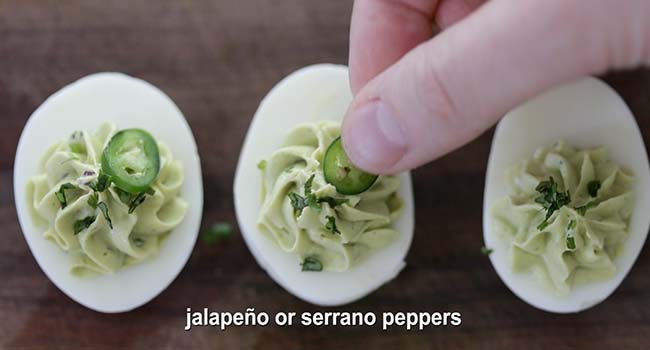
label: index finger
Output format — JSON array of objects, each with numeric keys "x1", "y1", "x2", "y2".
[
  {"x1": 348, "y1": 0, "x2": 485, "y2": 94},
  {"x1": 348, "y1": 0, "x2": 438, "y2": 94}
]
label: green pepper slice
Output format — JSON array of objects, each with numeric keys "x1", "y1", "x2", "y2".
[
  {"x1": 101, "y1": 129, "x2": 160, "y2": 193},
  {"x1": 323, "y1": 137, "x2": 378, "y2": 195}
]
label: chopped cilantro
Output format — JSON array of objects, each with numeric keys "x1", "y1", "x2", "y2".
[
  {"x1": 288, "y1": 174, "x2": 321, "y2": 215},
  {"x1": 288, "y1": 192, "x2": 308, "y2": 216},
  {"x1": 89, "y1": 172, "x2": 111, "y2": 192},
  {"x1": 128, "y1": 192, "x2": 147, "y2": 214},
  {"x1": 575, "y1": 201, "x2": 597, "y2": 216},
  {"x1": 587, "y1": 180, "x2": 601, "y2": 197},
  {"x1": 566, "y1": 219, "x2": 577, "y2": 250},
  {"x1": 113, "y1": 187, "x2": 154, "y2": 214},
  {"x1": 97, "y1": 202, "x2": 113, "y2": 229},
  {"x1": 481, "y1": 246, "x2": 493, "y2": 255},
  {"x1": 202, "y1": 222, "x2": 233, "y2": 246},
  {"x1": 304, "y1": 174, "x2": 315, "y2": 194},
  {"x1": 325, "y1": 216, "x2": 340, "y2": 235},
  {"x1": 301, "y1": 257, "x2": 323, "y2": 272},
  {"x1": 288, "y1": 174, "x2": 349, "y2": 216},
  {"x1": 73, "y1": 216, "x2": 96, "y2": 235},
  {"x1": 304, "y1": 174, "x2": 321, "y2": 212},
  {"x1": 567, "y1": 219, "x2": 576, "y2": 231},
  {"x1": 88, "y1": 192, "x2": 99, "y2": 209},
  {"x1": 534, "y1": 177, "x2": 571, "y2": 230},
  {"x1": 566, "y1": 236, "x2": 577, "y2": 250},
  {"x1": 56, "y1": 183, "x2": 78, "y2": 209}
]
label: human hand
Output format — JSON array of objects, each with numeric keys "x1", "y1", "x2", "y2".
[{"x1": 342, "y1": 0, "x2": 650, "y2": 174}]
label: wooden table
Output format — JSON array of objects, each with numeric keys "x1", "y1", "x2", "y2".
[{"x1": 1, "y1": 1, "x2": 649, "y2": 349}]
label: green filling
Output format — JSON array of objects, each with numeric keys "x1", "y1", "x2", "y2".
[
  {"x1": 257, "y1": 121, "x2": 403, "y2": 272},
  {"x1": 491, "y1": 140, "x2": 634, "y2": 295}
]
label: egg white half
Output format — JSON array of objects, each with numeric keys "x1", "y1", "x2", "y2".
[
  {"x1": 483, "y1": 77, "x2": 650, "y2": 313},
  {"x1": 13, "y1": 73, "x2": 203, "y2": 313},
  {"x1": 233, "y1": 64, "x2": 415, "y2": 306}
]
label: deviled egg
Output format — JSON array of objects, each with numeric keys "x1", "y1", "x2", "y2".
[
  {"x1": 483, "y1": 77, "x2": 650, "y2": 313},
  {"x1": 234, "y1": 64, "x2": 415, "y2": 306},
  {"x1": 14, "y1": 73, "x2": 203, "y2": 313}
]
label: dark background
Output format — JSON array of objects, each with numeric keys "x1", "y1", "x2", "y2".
[{"x1": 1, "y1": 1, "x2": 650, "y2": 349}]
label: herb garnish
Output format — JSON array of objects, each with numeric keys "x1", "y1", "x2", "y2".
[
  {"x1": 73, "y1": 216, "x2": 96, "y2": 235},
  {"x1": 56, "y1": 183, "x2": 78, "y2": 209},
  {"x1": 288, "y1": 192, "x2": 308, "y2": 216},
  {"x1": 87, "y1": 184, "x2": 113, "y2": 229},
  {"x1": 481, "y1": 246, "x2": 493, "y2": 255},
  {"x1": 569, "y1": 180, "x2": 601, "y2": 215},
  {"x1": 301, "y1": 257, "x2": 323, "y2": 272},
  {"x1": 567, "y1": 219, "x2": 576, "y2": 230},
  {"x1": 587, "y1": 180, "x2": 601, "y2": 197},
  {"x1": 88, "y1": 192, "x2": 99, "y2": 208},
  {"x1": 114, "y1": 187, "x2": 155, "y2": 213},
  {"x1": 202, "y1": 222, "x2": 233, "y2": 246},
  {"x1": 97, "y1": 202, "x2": 113, "y2": 229},
  {"x1": 575, "y1": 201, "x2": 597, "y2": 216},
  {"x1": 303, "y1": 174, "x2": 321, "y2": 212},
  {"x1": 534, "y1": 177, "x2": 571, "y2": 230},
  {"x1": 325, "y1": 216, "x2": 340, "y2": 235},
  {"x1": 288, "y1": 174, "x2": 320, "y2": 215},
  {"x1": 288, "y1": 174, "x2": 348, "y2": 216},
  {"x1": 566, "y1": 236, "x2": 577, "y2": 250},
  {"x1": 128, "y1": 192, "x2": 147, "y2": 214},
  {"x1": 566, "y1": 219, "x2": 577, "y2": 250},
  {"x1": 88, "y1": 172, "x2": 111, "y2": 192}
]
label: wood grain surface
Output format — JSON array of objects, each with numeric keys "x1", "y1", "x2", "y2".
[{"x1": 1, "y1": 1, "x2": 650, "y2": 349}]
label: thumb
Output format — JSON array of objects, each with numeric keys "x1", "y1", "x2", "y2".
[{"x1": 342, "y1": 0, "x2": 650, "y2": 175}]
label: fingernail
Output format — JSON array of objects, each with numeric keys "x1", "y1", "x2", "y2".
[{"x1": 342, "y1": 99, "x2": 407, "y2": 173}]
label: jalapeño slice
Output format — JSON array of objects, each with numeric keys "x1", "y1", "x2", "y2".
[
  {"x1": 323, "y1": 137, "x2": 378, "y2": 195},
  {"x1": 101, "y1": 129, "x2": 160, "y2": 193}
]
